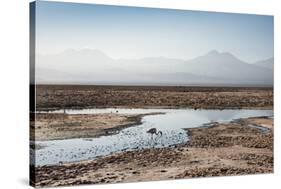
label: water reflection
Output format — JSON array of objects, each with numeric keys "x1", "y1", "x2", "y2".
[{"x1": 33, "y1": 108, "x2": 273, "y2": 166}]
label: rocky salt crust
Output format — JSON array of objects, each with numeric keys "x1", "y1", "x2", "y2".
[{"x1": 33, "y1": 117, "x2": 273, "y2": 187}]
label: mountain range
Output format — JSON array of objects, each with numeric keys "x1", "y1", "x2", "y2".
[
  {"x1": 35, "y1": 49, "x2": 273, "y2": 86},
  {"x1": 254, "y1": 57, "x2": 274, "y2": 70}
]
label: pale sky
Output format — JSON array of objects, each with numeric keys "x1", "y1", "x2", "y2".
[{"x1": 35, "y1": 1, "x2": 274, "y2": 63}]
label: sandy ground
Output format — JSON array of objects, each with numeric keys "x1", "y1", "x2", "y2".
[
  {"x1": 32, "y1": 117, "x2": 273, "y2": 187},
  {"x1": 31, "y1": 85, "x2": 274, "y2": 187},
  {"x1": 246, "y1": 117, "x2": 274, "y2": 129},
  {"x1": 35, "y1": 85, "x2": 273, "y2": 110},
  {"x1": 30, "y1": 113, "x2": 152, "y2": 141}
]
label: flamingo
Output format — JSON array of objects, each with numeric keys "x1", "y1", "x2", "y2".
[{"x1": 146, "y1": 128, "x2": 163, "y2": 141}]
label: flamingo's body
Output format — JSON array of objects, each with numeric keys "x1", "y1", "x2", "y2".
[{"x1": 146, "y1": 128, "x2": 162, "y2": 141}]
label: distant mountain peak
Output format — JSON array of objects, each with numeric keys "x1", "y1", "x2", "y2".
[
  {"x1": 220, "y1": 51, "x2": 237, "y2": 59},
  {"x1": 256, "y1": 57, "x2": 274, "y2": 63},
  {"x1": 201, "y1": 50, "x2": 243, "y2": 64},
  {"x1": 221, "y1": 51, "x2": 232, "y2": 56},
  {"x1": 206, "y1": 50, "x2": 236, "y2": 58},
  {"x1": 207, "y1": 50, "x2": 220, "y2": 56},
  {"x1": 254, "y1": 57, "x2": 274, "y2": 69}
]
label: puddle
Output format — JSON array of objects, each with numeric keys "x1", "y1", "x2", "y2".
[{"x1": 32, "y1": 108, "x2": 273, "y2": 166}]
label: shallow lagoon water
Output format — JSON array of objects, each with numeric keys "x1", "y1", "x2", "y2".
[{"x1": 32, "y1": 108, "x2": 273, "y2": 166}]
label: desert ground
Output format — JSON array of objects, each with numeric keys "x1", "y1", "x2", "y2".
[
  {"x1": 32, "y1": 117, "x2": 273, "y2": 187},
  {"x1": 31, "y1": 85, "x2": 273, "y2": 187},
  {"x1": 30, "y1": 113, "x2": 158, "y2": 141},
  {"x1": 35, "y1": 85, "x2": 273, "y2": 110}
]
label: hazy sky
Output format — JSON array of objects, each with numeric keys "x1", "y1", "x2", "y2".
[{"x1": 35, "y1": 1, "x2": 273, "y2": 63}]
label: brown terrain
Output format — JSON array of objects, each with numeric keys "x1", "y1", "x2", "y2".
[
  {"x1": 35, "y1": 85, "x2": 273, "y2": 110},
  {"x1": 31, "y1": 85, "x2": 274, "y2": 187},
  {"x1": 30, "y1": 113, "x2": 157, "y2": 141},
  {"x1": 33, "y1": 117, "x2": 273, "y2": 187}
]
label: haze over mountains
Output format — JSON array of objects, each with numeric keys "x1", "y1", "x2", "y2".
[
  {"x1": 254, "y1": 57, "x2": 274, "y2": 70},
  {"x1": 35, "y1": 49, "x2": 273, "y2": 86}
]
